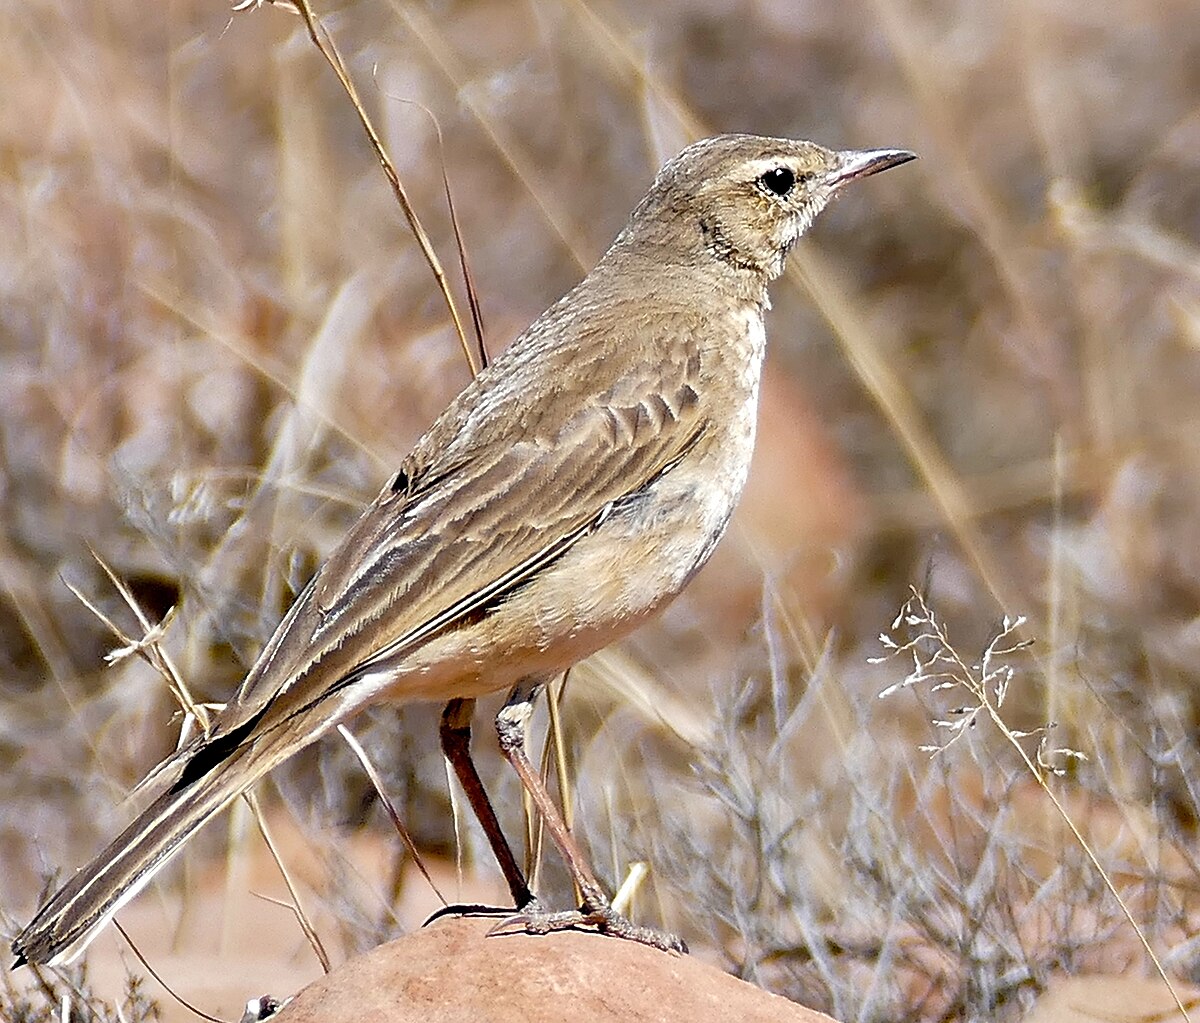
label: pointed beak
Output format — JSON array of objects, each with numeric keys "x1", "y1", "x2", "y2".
[{"x1": 826, "y1": 148, "x2": 917, "y2": 190}]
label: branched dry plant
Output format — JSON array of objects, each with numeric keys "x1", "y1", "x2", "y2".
[
  {"x1": 875, "y1": 588, "x2": 1189, "y2": 1021},
  {"x1": 638, "y1": 587, "x2": 1200, "y2": 1023},
  {"x1": 873, "y1": 588, "x2": 1077, "y2": 771}
]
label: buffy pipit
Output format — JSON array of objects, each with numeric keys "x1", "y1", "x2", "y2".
[{"x1": 13, "y1": 134, "x2": 914, "y2": 966}]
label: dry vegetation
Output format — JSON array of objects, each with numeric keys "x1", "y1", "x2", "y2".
[{"x1": 2, "y1": 0, "x2": 1200, "y2": 1020}]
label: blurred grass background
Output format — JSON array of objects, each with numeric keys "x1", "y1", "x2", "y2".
[{"x1": 2, "y1": 0, "x2": 1200, "y2": 1020}]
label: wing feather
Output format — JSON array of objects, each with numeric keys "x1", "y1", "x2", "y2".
[{"x1": 199, "y1": 307, "x2": 708, "y2": 747}]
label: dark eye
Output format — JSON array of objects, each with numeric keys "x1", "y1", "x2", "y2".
[{"x1": 759, "y1": 167, "x2": 796, "y2": 197}]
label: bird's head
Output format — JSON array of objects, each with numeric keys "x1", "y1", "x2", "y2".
[{"x1": 622, "y1": 134, "x2": 915, "y2": 283}]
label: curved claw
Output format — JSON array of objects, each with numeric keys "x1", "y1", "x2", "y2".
[{"x1": 423, "y1": 897, "x2": 545, "y2": 928}]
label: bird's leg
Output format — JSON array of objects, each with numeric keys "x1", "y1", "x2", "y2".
[
  {"x1": 431, "y1": 697, "x2": 537, "y2": 917},
  {"x1": 492, "y1": 679, "x2": 687, "y2": 954}
]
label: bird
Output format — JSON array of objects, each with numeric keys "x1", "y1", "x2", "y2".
[{"x1": 12, "y1": 133, "x2": 914, "y2": 967}]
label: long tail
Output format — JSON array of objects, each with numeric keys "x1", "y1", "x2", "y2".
[{"x1": 12, "y1": 732, "x2": 288, "y2": 967}]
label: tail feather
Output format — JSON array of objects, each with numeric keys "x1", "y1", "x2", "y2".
[{"x1": 13, "y1": 740, "x2": 274, "y2": 967}]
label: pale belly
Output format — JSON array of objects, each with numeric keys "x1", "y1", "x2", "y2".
[{"x1": 364, "y1": 406, "x2": 757, "y2": 705}]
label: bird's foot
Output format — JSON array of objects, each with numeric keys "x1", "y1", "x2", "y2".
[{"x1": 489, "y1": 900, "x2": 687, "y2": 954}]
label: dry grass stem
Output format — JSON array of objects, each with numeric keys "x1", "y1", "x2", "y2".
[
  {"x1": 246, "y1": 793, "x2": 331, "y2": 974},
  {"x1": 247, "y1": 0, "x2": 477, "y2": 376},
  {"x1": 337, "y1": 724, "x2": 446, "y2": 907}
]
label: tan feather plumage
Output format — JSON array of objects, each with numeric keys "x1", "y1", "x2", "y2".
[{"x1": 13, "y1": 135, "x2": 914, "y2": 966}]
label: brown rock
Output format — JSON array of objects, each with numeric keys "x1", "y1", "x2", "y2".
[{"x1": 272, "y1": 916, "x2": 837, "y2": 1023}]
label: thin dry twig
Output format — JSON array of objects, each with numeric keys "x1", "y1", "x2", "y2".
[
  {"x1": 530, "y1": 670, "x2": 576, "y2": 897},
  {"x1": 112, "y1": 920, "x2": 229, "y2": 1023},
  {"x1": 382, "y1": 91, "x2": 491, "y2": 373},
  {"x1": 338, "y1": 724, "x2": 448, "y2": 906},
  {"x1": 65, "y1": 547, "x2": 208, "y2": 734},
  {"x1": 245, "y1": 792, "x2": 331, "y2": 974},
  {"x1": 241, "y1": 0, "x2": 477, "y2": 376}
]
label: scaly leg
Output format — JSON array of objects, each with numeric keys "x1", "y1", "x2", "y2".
[
  {"x1": 433, "y1": 696, "x2": 536, "y2": 915},
  {"x1": 493, "y1": 678, "x2": 686, "y2": 954}
]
